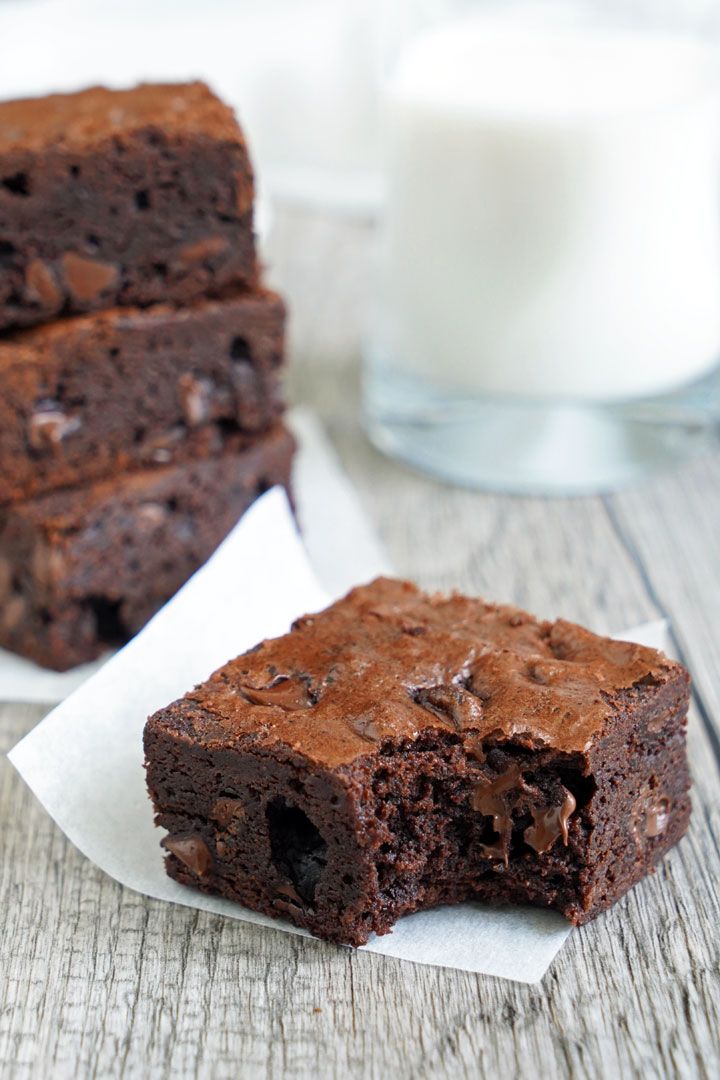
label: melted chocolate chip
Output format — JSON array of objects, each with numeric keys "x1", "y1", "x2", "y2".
[
  {"x1": 472, "y1": 764, "x2": 525, "y2": 863},
  {"x1": 239, "y1": 675, "x2": 315, "y2": 710},
  {"x1": 411, "y1": 684, "x2": 483, "y2": 730},
  {"x1": 163, "y1": 835, "x2": 212, "y2": 876},
  {"x1": 524, "y1": 790, "x2": 577, "y2": 854},
  {"x1": 632, "y1": 789, "x2": 672, "y2": 846},
  {"x1": 463, "y1": 734, "x2": 486, "y2": 762}
]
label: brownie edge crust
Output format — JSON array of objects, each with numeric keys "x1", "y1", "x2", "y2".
[{"x1": 144, "y1": 578, "x2": 692, "y2": 946}]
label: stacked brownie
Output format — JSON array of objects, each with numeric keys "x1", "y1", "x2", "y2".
[{"x1": 0, "y1": 82, "x2": 294, "y2": 670}]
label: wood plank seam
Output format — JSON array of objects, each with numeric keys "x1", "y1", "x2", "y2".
[{"x1": 602, "y1": 495, "x2": 720, "y2": 769}]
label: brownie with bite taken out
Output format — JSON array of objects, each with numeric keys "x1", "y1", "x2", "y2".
[{"x1": 144, "y1": 577, "x2": 691, "y2": 946}]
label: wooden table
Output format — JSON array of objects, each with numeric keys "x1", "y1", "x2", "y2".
[{"x1": 2, "y1": 210, "x2": 719, "y2": 1079}]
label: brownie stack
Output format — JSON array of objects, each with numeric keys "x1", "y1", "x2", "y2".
[{"x1": 0, "y1": 82, "x2": 294, "y2": 670}]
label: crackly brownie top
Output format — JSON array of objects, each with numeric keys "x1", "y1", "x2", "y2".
[
  {"x1": 0, "y1": 81, "x2": 244, "y2": 154},
  {"x1": 153, "y1": 577, "x2": 686, "y2": 765}
]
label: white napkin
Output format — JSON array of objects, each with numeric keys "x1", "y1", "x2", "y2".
[{"x1": 6, "y1": 410, "x2": 670, "y2": 982}]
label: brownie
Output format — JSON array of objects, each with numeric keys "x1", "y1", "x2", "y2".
[
  {"x1": 0, "y1": 289, "x2": 285, "y2": 503},
  {"x1": 144, "y1": 578, "x2": 691, "y2": 947},
  {"x1": 0, "y1": 82, "x2": 255, "y2": 330},
  {"x1": 0, "y1": 424, "x2": 294, "y2": 670}
]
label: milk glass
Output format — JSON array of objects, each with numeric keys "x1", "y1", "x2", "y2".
[{"x1": 364, "y1": 2, "x2": 720, "y2": 493}]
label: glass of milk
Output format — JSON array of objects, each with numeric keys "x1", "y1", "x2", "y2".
[{"x1": 364, "y1": 4, "x2": 720, "y2": 493}]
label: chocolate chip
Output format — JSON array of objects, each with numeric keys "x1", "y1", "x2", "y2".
[
  {"x1": 212, "y1": 797, "x2": 245, "y2": 828},
  {"x1": 163, "y1": 835, "x2": 212, "y2": 876},
  {"x1": 61, "y1": 251, "x2": 119, "y2": 302},
  {"x1": 411, "y1": 684, "x2": 483, "y2": 730},
  {"x1": 524, "y1": 790, "x2": 577, "y2": 853},
  {"x1": 472, "y1": 764, "x2": 526, "y2": 865},
  {"x1": 239, "y1": 675, "x2": 316, "y2": 710},
  {"x1": 24, "y1": 259, "x2": 63, "y2": 307},
  {"x1": 176, "y1": 235, "x2": 228, "y2": 267}
]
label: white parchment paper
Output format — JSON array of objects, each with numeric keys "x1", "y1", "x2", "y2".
[{"x1": 6, "y1": 410, "x2": 670, "y2": 982}]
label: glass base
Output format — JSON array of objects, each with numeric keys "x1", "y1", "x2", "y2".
[{"x1": 363, "y1": 357, "x2": 720, "y2": 496}]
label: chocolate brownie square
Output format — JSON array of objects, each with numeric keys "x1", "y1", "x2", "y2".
[
  {"x1": 0, "y1": 289, "x2": 285, "y2": 503},
  {"x1": 0, "y1": 424, "x2": 294, "y2": 670},
  {"x1": 144, "y1": 579, "x2": 691, "y2": 946},
  {"x1": 0, "y1": 82, "x2": 255, "y2": 330}
]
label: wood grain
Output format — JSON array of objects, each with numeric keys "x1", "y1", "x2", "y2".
[{"x1": 1, "y1": 209, "x2": 719, "y2": 1079}]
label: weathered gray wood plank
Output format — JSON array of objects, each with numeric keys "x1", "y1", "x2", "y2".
[
  {"x1": 606, "y1": 456, "x2": 720, "y2": 750},
  {"x1": 1, "y1": 210, "x2": 719, "y2": 1080}
]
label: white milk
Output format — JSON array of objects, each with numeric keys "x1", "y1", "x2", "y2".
[{"x1": 383, "y1": 19, "x2": 720, "y2": 402}]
